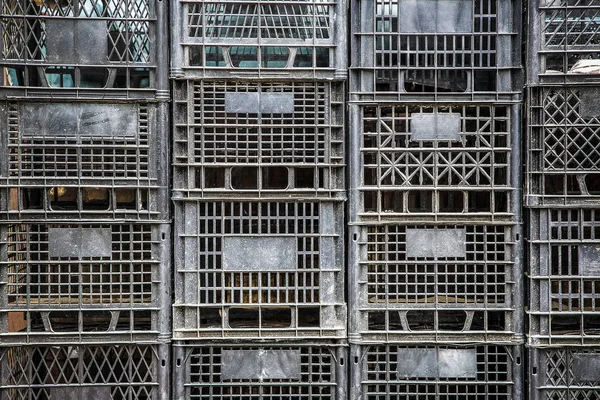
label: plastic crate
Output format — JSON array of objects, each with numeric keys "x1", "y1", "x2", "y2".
[
  {"x1": 0, "y1": 100, "x2": 168, "y2": 220},
  {"x1": 173, "y1": 200, "x2": 346, "y2": 339},
  {"x1": 526, "y1": 86, "x2": 600, "y2": 207},
  {"x1": 349, "y1": 103, "x2": 520, "y2": 223},
  {"x1": 170, "y1": 0, "x2": 347, "y2": 79},
  {"x1": 173, "y1": 80, "x2": 345, "y2": 200},
  {"x1": 0, "y1": 343, "x2": 169, "y2": 399},
  {"x1": 350, "y1": 0, "x2": 522, "y2": 101},
  {"x1": 0, "y1": 0, "x2": 168, "y2": 99},
  {"x1": 530, "y1": 347, "x2": 600, "y2": 400},
  {"x1": 529, "y1": 208, "x2": 600, "y2": 346},
  {"x1": 0, "y1": 222, "x2": 170, "y2": 342},
  {"x1": 348, "y1": 223, "x2": 522, "y2": 343},
  {"x1": 173, "y1": 342, "x2": 347, "y2": 400},
  {"x1": 527, "y1": 0, "x2": 600, "y2": 84},
  {"x1": 351, "y1": 344, "x2": 524, "y2": 400}
]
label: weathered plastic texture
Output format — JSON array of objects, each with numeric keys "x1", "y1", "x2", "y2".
[
  {"x1": 348, "y1": 223, "x2": 524, "y2": 343},
  {"x1": 172, "y1": 343, "x2": 347, "y2": 400},
  {"x1": 0, "y1": 0, "x2": 170, "y2": 99},
  {"x1": 350, "y1": 0, "x2": 523, "y2": 101},
  {"x1": 350, "y1": 344, "x2": 524, "y2": 400},
  {"x1": 0, "y1": 222, "x2": 171, "y2": 343},
  {"x1": 348, "y1": 103, "x2": 522, "y2": 223},
  {"x1": 530, "y1": 347, "x2": 600, "y2": 400},
  {"x1": 0, "y1": 343, "x2": 170, "y2": 400},
  {"x1": 527, "y1": 0, "x2": 600, "y2": 85},
  {"x1": 173, "y1": 200, "x2": 346, "y2": 339},
  {"x1": 169, "y1": 0, "x2": 347, "y2": 79},
  {"x1": 172, "y1": 80, "x2": 345, "y2": 200},
  {"x1": 526, "y1": 86, "x2": 600, "y2": 207},
  {"x1": 0, "y1": 101, "x2": 170, "y2": 221},
  {"x1": 529, "y1": 208, "x2": 600, "y2": 346}
]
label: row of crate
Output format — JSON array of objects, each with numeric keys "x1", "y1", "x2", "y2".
[
  {"x1": 1, "y1": 83, "x2": 600, "y2": 211},
  {"x1": 2, "y1": 342, "x2": 600, "y2": 400},
  {"x1": 4, "y1": 0, "x2": 600, "y2": 98},
  {"x1": 2, "y1": 204, "x2": 600, "y2": 345}
]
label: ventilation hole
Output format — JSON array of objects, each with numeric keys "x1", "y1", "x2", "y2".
[
  {"x1": 176, "y1": 359, "x2": 182, "y2": 367},
  {"x1": 161, "y1": 360, "x2": 166, "y2": 367},
  {"x1": 354, "y1": 356, "x2": 359, "y2": 364}
]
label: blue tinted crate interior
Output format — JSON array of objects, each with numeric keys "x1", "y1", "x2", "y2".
[
  {"x1": 173, "y1": 80, "x2": 345, "y2": 200},
  {"x1": 0, "y1": 100, "x2": 168, "y2": 220},
  {"x1": 530, "y1": 347, "x2": 600, "y2": 400},
  {"x1": 350, "y1": 103, "x2": 519, "y2": 223},
  {"x1": 528, "y1": 0, "x2": 600, "y2": 84},
  {"x1": 0, "y1": 344, "x2": 169, "y2": 400},
  {"x1": 173, "y1": 200, "x2": 346, "y2": 339},
  {"x1": 170, "y1": 0, "x2": 346, "y2": 79},
  {"x1": 350, "y1": 0, "x2": 521, "y2": 100},
  {"x1": 529, "y1": 208, "x2": 600, "y2": 346},
  {"x1": 0, "y1": 222, "x2": 169, "y2": 341},
  {"x1": 526, "y1": 85, "x2": 600, "y2": 207},
  {"x1": 0, "y1": 0, "x2": 165, "y2": 98},
  {"x1": 173, "y1": 343, "x2": 347, "y2": 400},
  {"x1": 349, "y1": 223, "x2": 521, "y2": 342},
  {"x1": 351, "y1": 344, "x2": 524, "y2": 400}
]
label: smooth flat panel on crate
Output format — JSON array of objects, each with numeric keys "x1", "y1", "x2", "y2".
[
  {"x1": 0, "y1": 222, "x2": 169, "y2": 341},
  {"x1": 173, "y1": 80, "x2": 344, "y2": 199},
  {"x1": 0, "y1": 0, "x2": 164, "y2": 98},
  {"x1": 530, "y1": 347, "x2": 600, "y2": 400},
  {"x1": 0, "y1": 344, "x2": 169, "y2": 400},
  {"x1": 528, "y1": 0, "x2": 600, "y2": 84},
  {"x1": 173, "y1": 200, "x2": 346, "y2": 339},
  {"x1": 529, "y1": 208, "x2": 600, "y2": 346},
  {"x1": 349, "y1": 223, "x2": 521, "y2": 342},
  {"x1": 350, "y1": 103, "x2": 519, "y2": 222},
  {"x1": 170, "y1": 0, "x2": 346, "y2": 78},
  {"x1": 0, "y1": 100, "x2": 168, "y2": 220},
  {"x1": 350, "y1": 0, "x2": 521, "y2": 100},
  {"x1": 351, "y1": 344, "x2": 524, "y2": 400},
  {"x1": 526, "y1": 86, "x2": 600, "y2": 206},
  {"x1": 173, "y1": 343, "x2": 347, "y2": 400}
]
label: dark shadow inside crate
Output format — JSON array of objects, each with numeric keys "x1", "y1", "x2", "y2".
[{"x1": 228, "y1": 307, "x2": 292, "y2": 329}]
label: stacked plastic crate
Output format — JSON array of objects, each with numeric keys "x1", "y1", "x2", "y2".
[
  {"x1": 0, "y1": 0, "x2": 171, "y2": 397},
  {"x1": 348, "y1": 0, "x2": 525, "y2": 398},
  {"x1": 169, "y1": 0, "x2": 348, "y2": 398},
  {"x1": 526, "y1": 0, "x2": 600, "y2": 397}
]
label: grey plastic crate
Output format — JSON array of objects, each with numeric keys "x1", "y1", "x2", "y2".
[
  {"x1": 349, "y1": 103, "x2": 521, "y2": 223},
  {"x1": 526, "y1": 86, "x2": 600, "y2": 207},
  {"x1": 530, "y1": 347, "x2": 600, "y2": 400},
  {"x1": 529, "y1": 208, "x2": 600, "y2": 346},
  {"x1": 350, "y1": 0, "x2": 522, "y2": 101},
  {"x1": 0, "y1": 343, "x2": 170, "y2": 400},
  {"x1": 173, "y1": 80, "x2": 345, "y2": 200},
  {"x1": 0, "y1": 222, "x2": 171, "y2": 343},
  {"x1": 169, "y1": 0, "x2": 347, "y2": 79},
  {"x1": 173, "y1": 342, "x2": 347, "y2": 400},
  {"x1": 351, "y1": 344, "x2": 524, "y2": 400},
  {"x1": 527, "y1": 0, "x2": 600, "y2": 85},
  {"x1": 173, "y1": 200, "x2": 346, "y2": 339},
  {"x1": 0, "y1": 0, "x2": 170, "y2": 99},
  {"x1": 348, "y1": 223, "x2": 523, "y2": 343},
  {"x1": 0, "y1": 100, "x2": 169, "y2": 220}
]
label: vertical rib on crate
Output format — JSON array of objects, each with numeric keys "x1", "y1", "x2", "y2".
[
  {"x1": 173, "y1": 200, "x2": 346, "y2": 339},
  {"x1": 350, "y1": 223, "x2": 519, "y2": 342},
  {"x1": 526, "y1": 86, "x2": 600, "y2": 206},
  {"x1": 172, "y1": 80, "x2": 345, "y2": 199},
  {"x1": 529, "y1": 208, "x2": 600, "y2": 346}
]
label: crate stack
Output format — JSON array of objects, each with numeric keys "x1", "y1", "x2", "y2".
[
  {"x1": 348, "y1": 0, "x2": 525, "y2": 398},
  {"x1": 526, "y1": 0, "x2": 600, "y2": 397},
  {"x1": 169, "y1": 0, "x2": 348, "y2": 398},
  {"x1": 0, "y1": 0, "x2": 171, "y2": 397}
]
